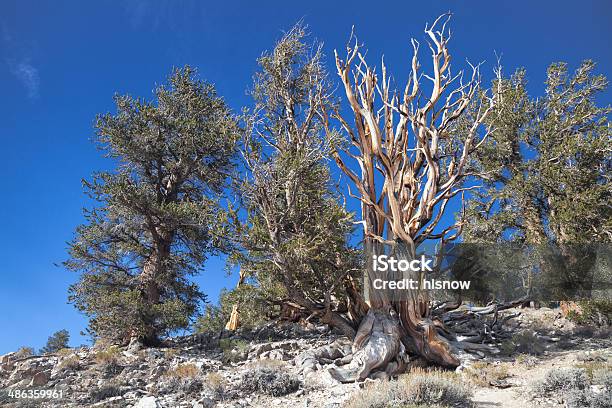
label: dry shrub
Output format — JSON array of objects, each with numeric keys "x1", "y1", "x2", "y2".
[
  {"x1": 563, "y1": 367, "x2": 612, "y2": 408},
  {"x1": 408, "y1": 367, "x2": 461, "y2": 381},
  {"x1": 166, "y1": 363, "x2": 200, "y2": 379},
  {"x1": 344, "y1": 380, "x2": 401, "y2": 408},
  {"x1": 500, "y1": 331, "x2": 544, "y2": 356},
  {"x1": 534, "y1": 368, "x2": 589, "y2": 396},
  {"x1": 56, "y1": 348, "x2": 73, "y2": 357},
  {"x1": 344, "y1": 369, "x2": 473, "y2": 408},
  {"x1": 89, "y1": 383, "x2": 123, "y2": 402},
  {"x1": 164, "y1": 348, "x2": 180, "y2": 359},
  {"x1": 94, "y1": 345, "x2": 121, "y2": 365},
  {"x1": 575, "y1": 361, "x2": 611, "y2": 380},
  {"x1": 402, "y1": 372, "x2": 473, "y2": 408},
  {"x1": 204, "y1": 372, "x2": 227, "y2": 399},
  {"x1": 566, "y1": 300, "x2": 612, "y2": 326},
  {"x1": 593, "y1": 367, "x2": 612, "y2": 390},
  {"x1": 246, "y1": 358, "x2": 287, "y2": 370},
  {"x1": 94, "y1": 345, "x2": 123, "y2": 378},
  {"x1": 220, "y1": 338, "x2": 249, "y2": 363},
  {"x1": 14, "y1": 347, "x2": 34, "y2": 359},
  {"x1": 240, "y1": 366, "x2": 300, "y2": 397},
  {"x1": 58, "y1": 355, "x2": 81, "y2": 371},
  {"x1": 515, "y1": 354, "x2": 538, "y2": 367},
  {"x1": 93, "y1": 338, "x2": 114, "y2": 350},
  {"x1": 464, "y1": 362, "x2": 509, "y2": 386}
]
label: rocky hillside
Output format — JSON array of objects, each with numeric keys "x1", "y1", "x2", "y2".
[
  {"x1": 0, "y1": 308, "x2": 610, "y2": 408},
  {"x1": 0, "y1": 322, "x2": 360, "y2": 408}
]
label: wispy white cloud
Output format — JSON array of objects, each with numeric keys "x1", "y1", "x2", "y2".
[
  {"x1": 122, "y1": 0, "x2": 204, "y2": 31},
  {"x1": 1, "y1": 20, "x2": 40, "y2": 100},
  {"x1": 8, "y1": 59, "x2": 40, "y2": 100}
]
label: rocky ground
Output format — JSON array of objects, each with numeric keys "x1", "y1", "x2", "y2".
[{"x1": 0, "y1": 307, "x2": 610, "y2": 408}]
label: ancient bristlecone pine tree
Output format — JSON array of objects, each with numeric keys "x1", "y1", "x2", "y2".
[
  {"x1": 66, "y1": 67, "x2": 239, "y2": 345},
  {"x1": 325, "y1": 15, "x2": 498, "y2": 379},
  {"x1": 233, "y1": 24, "x2": 363, "y2": 338}
]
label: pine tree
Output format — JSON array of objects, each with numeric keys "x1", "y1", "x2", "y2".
[
  {"x1": 65, "y1": 67, "x2": 239, "y2": 345},
  {"x1": 229, "y1": 24, "x2": 361, "y2": 336},
  {"x1": 462, "y1": 61, "x2": 611, "y2": 307},
  {"x1": 40, "y1": 330, "x2": 69, "y2": 354},
  {"x1": 328, "y1": 14, "x2": 498, "y2": 377},
  {"x1": 464, "y1": 61, "x2": 611, "y2": 245}
]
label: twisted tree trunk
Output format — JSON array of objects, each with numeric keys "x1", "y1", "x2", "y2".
[
  {"x1": 324, "y1": 14, "x2": 497, "y2": 379},
  {"x1": 329, "y1": 239, "x2": 458, "y2": 382},
  {"x1": 138, "y1": 229, "x2": 173, "y2": 345}
]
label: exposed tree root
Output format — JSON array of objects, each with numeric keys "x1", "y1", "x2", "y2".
[
  {"x1": 329, "y1": 309, "x2": 408, "y2": 382},
  {"x1": 442, "y1": 299, "x2": 524, "y2": 352},
  {"x1": 324, "y1": 300, "x2": 525, "y2": 382}
]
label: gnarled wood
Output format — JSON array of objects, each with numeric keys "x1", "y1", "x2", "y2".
[
  {"x1": 329, "y1": 309, "x2": 408, "y2": 382},
  {"x1": 324, "y1": 14, "x2": 499, "y2": 376}
]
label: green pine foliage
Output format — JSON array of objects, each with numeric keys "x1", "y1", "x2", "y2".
[
  {"x1": 465, "y1": 61, "x2": 611, "y2": 245},
  {"x1": 230, "y1": 24, "x2": 359, "y2": 334},
  {"x1": 40, "y1": 329, "x2": 70, "y2": 354},
  {"x1": 65, "y1": 67, "x2": 239, "y2": 344}
]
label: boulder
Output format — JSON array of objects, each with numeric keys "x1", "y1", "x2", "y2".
[
  {"x1": 260, "y1": 349, "x2": 288, "y2": 361},
  {"x1": 8, "y1": 360, "x2": 39, "y2": 383},
  {"x1": 0, "y1": 352, "x2": 15, "y2": 364},
  {"x1": 193, "y1": 397, "x2": 215, "y2": 408},
  {"x1": 29, "y1": 370, "x2": 50, "y2": 386},
  {"x1": 0, "y1": 352, "x2": 16, "y2": 371},
  {"x1": 249, "y1": 343, "x2": 273, "y2": 357},
  {"x1": 127, "y1": 337, "x2": 142, "y2": 353},
  {"x1": 134, "y1": 395, "x2": 162, "y2": 408}
]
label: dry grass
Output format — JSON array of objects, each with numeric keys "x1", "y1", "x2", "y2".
[
  {"x1": 344, "y1": 368, "x2": 473, "y2": 408},
  {"x1": 58, "y1": 355, "x2": 81, "y2": 371},
  {"x1": 204, "y1": 372, "x2": 227, "y2": 398},
  {"x1": 343, "y1": 380, "x2": 400, "y2": 408},
  {"x1": 515, "y1": 353, "x2": 538, "y2": 367},
  {"x1": 407, "y1": 367, "x2": 461, "y2": 381},
  {"x1": 165, "y1": 363, "x2": 200, "y2": 379},
  {"x1": 574, "y1": 361, "x2": 612, "y2": 380},
  {"x1": 464, "y1": 362, "x2": 510, "y2": 387},
  {"x1": 245, "y1": 358, "x2": 287, "y2": 370},
  {"x1": 56, "y1": 348, "x2": 73, "y2": 357},
  {"x1": 94, "y1": 345, "x2": 121, "y2": 365},
  {"x1": 163, "y1": 348, "x2": 180, "y2": 359}
]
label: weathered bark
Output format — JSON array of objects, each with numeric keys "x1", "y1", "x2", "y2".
[
  {"x1": 140, "y1": 256, "x2": 161, "y2": 304},
  {"x1": 344, "y1": 275, "x2": 369, "y2": 323},
  {"x1": 139, "y1": 258, "x2": 162, "y2": 345},
  {"x1": 397, "y1": 301, "x2": 460, "y2": 368},
  {"x1": 323, "y1": 14, "x2": 497, "y2": 379},
  {"x1": 138, "y1": 229, "x2": 173, "y2": 345},
  {"x1": 225, "y1": 269, "x2": 247, "y2": 331},
  {"x1": 329, "y1": 309, "x2": 407, "y2": 382}
]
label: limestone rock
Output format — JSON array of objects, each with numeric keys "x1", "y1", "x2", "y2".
[
  {"x1": 128, "y1": 337, "x2": 143, "y2": 353},
  {"x1": 134, "y1": 395, "x2": 162, "y2": 408},
  {"x1": 29, "y1": 370, "x2": 50, "y2": 386}
]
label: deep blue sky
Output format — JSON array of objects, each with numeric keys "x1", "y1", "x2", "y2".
[{"x1": 1, "y1": 0, "x2": 610, "y2": 354}]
